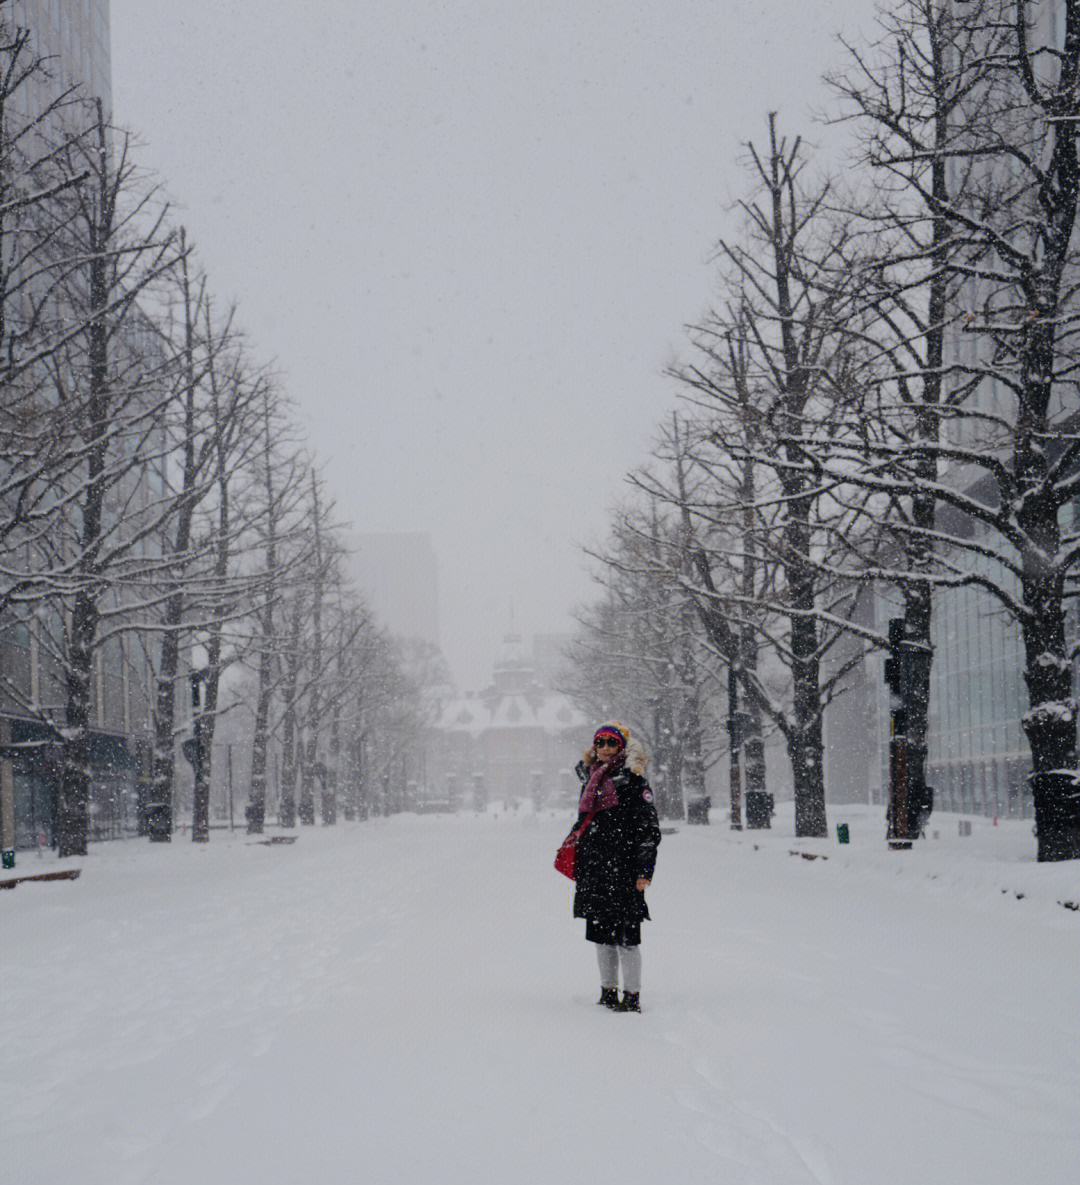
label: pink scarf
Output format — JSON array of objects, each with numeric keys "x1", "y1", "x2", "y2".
[{"x1": 578, "y1": 756, "x2": 624, "y2": 814}]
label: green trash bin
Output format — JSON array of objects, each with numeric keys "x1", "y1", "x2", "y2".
[{"x1": 836, "y1": 823, "x2": 850, "y2": 844}]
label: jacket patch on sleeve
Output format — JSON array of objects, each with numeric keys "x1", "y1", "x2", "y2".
[{"x1": 642, "y1": 788, "x2": 654, "y2": 803}]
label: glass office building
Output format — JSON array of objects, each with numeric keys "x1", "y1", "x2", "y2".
[
  {"x1": 859, "y1": 507, "x2": 1080, "y2": 821},
  {"x1": 7, "y1": 0, "x2": 112, "y2": 117},
  {"x1": 0, "y1": 1, "x2": 154, "y2": 853}
]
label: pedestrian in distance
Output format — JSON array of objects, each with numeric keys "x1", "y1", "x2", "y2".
[{"x1": 570, "y1": 720, "x2": 661, "y2": 1013}]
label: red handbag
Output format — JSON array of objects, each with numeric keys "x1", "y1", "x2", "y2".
[{"x1": 554, "y1": 812, "x2": 595, "y2": 880}]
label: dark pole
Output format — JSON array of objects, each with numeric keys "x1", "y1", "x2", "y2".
[{"x1": 227, "y1": 744, "x2": 234, "y2": 831}]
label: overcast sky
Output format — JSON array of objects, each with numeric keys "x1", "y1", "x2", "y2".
[{"x1": 109, "y1": 0, "x2": 875, "y2": 688}]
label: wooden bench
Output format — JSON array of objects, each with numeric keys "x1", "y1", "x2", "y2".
[{"x1": 0, "y1": 868, "x2": 82, "y2": 890}]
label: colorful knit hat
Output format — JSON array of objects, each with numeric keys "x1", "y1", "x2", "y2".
[{"x1": 593, "y1": 720, "x2": 629, "y2": 750}]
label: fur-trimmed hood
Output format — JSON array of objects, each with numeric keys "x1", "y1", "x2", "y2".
[{"x1": 580, "y1": 735, "x2": 647, "y2": 777}]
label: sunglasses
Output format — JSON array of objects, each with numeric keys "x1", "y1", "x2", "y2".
[{"x1": 594, "y1": 737, "x2": 621, "y2": 749}]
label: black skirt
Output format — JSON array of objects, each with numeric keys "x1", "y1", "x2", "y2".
[{"x1": 585, "y1": 918, "x2": 642, "y2": 947}]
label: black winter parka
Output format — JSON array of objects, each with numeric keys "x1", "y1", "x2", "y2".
[{"x1": 572, "y1": 760, "x2": 661, "y2": 927}]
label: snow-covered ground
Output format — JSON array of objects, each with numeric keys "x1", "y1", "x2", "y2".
[{"x1": 4, "y1": 803, "x2": 1078, "y2": 1185}]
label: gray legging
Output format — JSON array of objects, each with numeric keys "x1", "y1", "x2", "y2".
[{"x1": 596, "y1": 943, "x2": 642, "y2": 993}]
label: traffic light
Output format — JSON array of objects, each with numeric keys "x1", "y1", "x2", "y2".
[
  {"x1": 884, "y1": 616, "x2": 904, "y2": 696},
  {"x1": 884, "y1": 616, "x2": 933, "y2": 700},
  {"x1": 181, "y1": 736, "x2": 200, "y2": 769}
]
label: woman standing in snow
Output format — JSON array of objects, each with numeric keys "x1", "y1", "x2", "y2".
[{"x1": 571, "y1": 721, "x2": 661, "y2": 1013}]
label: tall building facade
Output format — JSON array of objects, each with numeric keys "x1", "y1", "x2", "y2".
[
  {"x1": 7, "y1": 0, "x2": 112, "y2": 115},
  {"x1": 922, "y1": 0, "x2": 1077, "y2": 819},
  {"x1": 0, "y1": 0, "x2": 153, "y2": 857},
  {"x1": 823, "y1": 1, "x2": 1079, "y2": 822}
]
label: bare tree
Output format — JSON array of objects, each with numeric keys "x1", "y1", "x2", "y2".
[
  {"x1": 820, "y1": 0, "x2": 1080, "y2": 859},
  {"x1": 242, "y1": 389, "x2": 309, "y2": 833},
  {"x1": 42, "y1": 101, "x2": 181, "y2": 857},
  {"x1": 663, "y1": 118, "x2": 875, "y2": 836},
  {"x1": 142, "y1": 240, "x2": 238, "y2": 841},
  {"x1": 312, "y1": 590, "x2": 378, "y2": 825},
  {"x1": 185, "y1": 308, "x2": 271, "y2": 842},
  {"x1": 663, "y1": 392, "x2": 771, "y2": 830},
  {"x1": 340, "y1": 623, "x2": 405, "y2": 821},
  {"x1": 352, "y1": 634, "x2": 434, "y2": 816},
  {"x1": 297, "y1": 472, "x2": 329, "y2": 827},
  {"x1": 276, "y1": 576, "x2": 306, "y2": 828},
  {"x1": 272, "y1": 474, "x2": 345, "y2": 827},
  {"x1": 567, "y1": 498, "x2": 720, "y2": 820}
]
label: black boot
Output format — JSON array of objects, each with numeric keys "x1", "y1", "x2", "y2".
[
  {"x1": 616, "y1": 990, "x2": 641, "y2": 1013},
  {"x1": 597, "y1": 987, "x2": 619, "y2": 1009}
]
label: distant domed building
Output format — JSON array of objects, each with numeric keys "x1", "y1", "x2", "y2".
[{"x1": 427, "y1": 634, "x2": 586, "y2": 808}]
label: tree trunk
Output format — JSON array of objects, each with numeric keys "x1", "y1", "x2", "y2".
[
  {"x1": 786, "y1": 511, "x2": 827, "y2": 837},
  {"x1": 899, "y1": 69, "x2": 950, "y2": 822},
  {"x1": 246, "y1": 402, "x2": 279, "y2": 834},
  {"x1": 902, "y1": 574, "x2": 933, "y2": 813},
  {"x1": 298, "y1": 477, "x2": 324, "y2": 826},
  {"x1": 150, "y1": 601, "x2": 183, "y2": 843},
  {"x1": 322, "y1": 648, "x2": 343, "y2": 825},
  {"x1": 728, "y1": 663, "x2": 743, "y2": 830},
  {"x1": 190, "y1": 708, "x2": 212, "y2": 843},
  {"x1": 247, "y1": 669, "x2": 273, "y2": 834},
  {"x1": 191, "y1": 345, "x2": 237, "y2": 844},
  {"x1": 766, "y1": 111, "x2": 826, "y2": 839},
  {"x1": 277, "y1": 595, "x2": 304, "y2": 828},
  {"x1": 150, "y1": 236, "x2": 201, "y2": 841},
  {"x1": 1019, "y1": 513, "x2": 1079, "y2": 861},
  {"x1": 1003, "y1": 3, "x2": 1080, "y2": 857},
  {"x1": 322, "y1": 698, "x2": 339, "y2": 825},
  {"x1": 192, "y1": 642, "x2": 224, "y2": 845},
  {"x1": 680, "y1": 690, "x2": 704, "y2": 814},
  {"x1": 58, "y1": 206, "x2": 110, "y2": 858},
  {"x1": 1014, "y1": 179, "x2": 1080, "y2": 860},
  {"x1": 738, "y1": 453, "x2": 767, "y2": 813},
  {"x1": 278, "y1": 702, "x2": 298, "y2": 828},
  {"x1": 56, "y1": 592, "x2": 96, "y2": 857}
]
